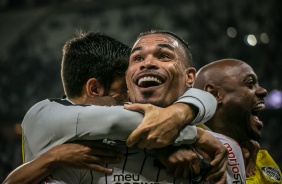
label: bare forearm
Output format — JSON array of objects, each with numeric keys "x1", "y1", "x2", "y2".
[
  {"x1": 3, "y1": 153, "x2": 57, "y2": 184},
  {"x1": 170, "y1": 103, "x2": 197, "y2": 126}
]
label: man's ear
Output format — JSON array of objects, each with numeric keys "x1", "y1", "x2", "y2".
[
  {"x1": 86, "y1": 78, "x2": 105, "y2": 97},
  {"x1": 185, "y1": 67, "x2": 196, "y2": 87},
  {"x1": 204, "y1": 84, "x2": 224, "y2": 103}
]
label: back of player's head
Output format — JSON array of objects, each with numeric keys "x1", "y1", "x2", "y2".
[{"x1": 61, "y1": 31, "x2": 131, "y2": 98}]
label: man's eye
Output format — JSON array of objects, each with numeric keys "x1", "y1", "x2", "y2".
[
  {"x1": 245, "y1": 80, "x2": 256, "y2": 89},
  {"x1": 246, "y1": 83, "x2": 254, "y2": 89},
  {"x1": 132, "y1": 55, "x2": 143, "y2": 62},
  {"x1": 159, "y1": 54, "x2": 169, "y2": 59}
]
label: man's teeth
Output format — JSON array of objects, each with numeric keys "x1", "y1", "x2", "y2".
[
  {"x1": 138, "y1": 77, "x2": 162, "y2": 86},
  {"x1": 254, "y1": 103, "x2": 265, "y2": 110}
]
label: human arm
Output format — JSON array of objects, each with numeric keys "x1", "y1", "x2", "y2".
[
  {"x1": 156, "y1": 145, "x2": 200, "y2": 179},
  {"x1": 22, "y1": 99, "x2": 145, "y2": 160},
  {"x1": 191, "y1": 128, "x2": 228, "y2": 183},
  {"x1": 175, "y1": 88, "x2": 217, "y2": 125},
  {"x1": 3, "y1": 141, "x2": 123, "y2": 184},
  {"x1": 156, "y1": 127, "x2": 228, "y2": 183},
  {"x1": 24, "y1": 90, "x2": 215, "y2": 159},
  {"x1": 240, "y1": 140, "x2": 260, "y2": 177},
  {"x1": 125, "y1": 88, "x2": 217, "y2": 149}
]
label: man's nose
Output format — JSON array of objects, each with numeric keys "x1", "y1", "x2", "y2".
[
  {"x1": 256, "y1": 85, "x2": 268, "y2": 98},
  {"x1": 141, "y1": 56, "x2": 157, "y2": 69}
]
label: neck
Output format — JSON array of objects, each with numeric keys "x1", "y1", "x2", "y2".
[
  {"x1": 68, "y1": 96, "x2": 87, "y2": 105},
  {"x1": 69, "y1": 95, "x2": 120, "y2": 106},
  {"x1": 205, "y1": 115, "x2": 247, "y2": 144}
]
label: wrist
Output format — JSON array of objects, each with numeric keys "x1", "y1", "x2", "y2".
[
  {"x1": 172, "y1": 103, "x2": 197, "y2": 126},
  {"x1": 41, "y1": 147, "x2": 64, "y2": 170}
]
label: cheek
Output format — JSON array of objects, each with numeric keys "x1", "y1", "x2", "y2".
[{"x1": 125, "y1": 78, "x2": 132, "y2": 93}]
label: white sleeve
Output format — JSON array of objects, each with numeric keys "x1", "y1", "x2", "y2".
[
  {"x1": 174, "y1": 88, "x2": 217, "y2": 125},
  {"x1": 22, "y1": 99, "x2": 144, "y2": 160},
  {"x1": 23, "y1": 93, "x2": 211, "y2": 160}
]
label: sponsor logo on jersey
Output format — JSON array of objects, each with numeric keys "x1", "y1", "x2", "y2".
[
  {"x1": 224, "y1": 142, "x2": 244, "y2": 183},
  {"x1": 112, "y1": 173, "x2": 172, "y2": 184},
  {"x1": 261, "y1": 166, "x2": 281, "y2": 182}
]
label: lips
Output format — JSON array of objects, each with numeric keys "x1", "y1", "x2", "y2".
[
  {"x1": 251, "y1": 102, "x2": 265, "y2": 116},
  {"x1": 135, "y1": 72, "x2": 165, "y2": 88},
  {"x1": 251, "y1": 102, "x2": 265, "y2": 128},
  {"x1": 137, "y1": 76, "x2": 163, "y2": 87}
]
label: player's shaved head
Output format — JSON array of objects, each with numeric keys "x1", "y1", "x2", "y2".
[{"x1": 193, "y1": 58, "x2": 245, "y2": 90}]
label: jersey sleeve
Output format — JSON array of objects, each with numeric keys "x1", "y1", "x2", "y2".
[
  {"x1": 174, "y1": 88, "x2": 217, "y2": 125},
  {"x1": 22, "y1": 99, "x2": 145, "y2": 160},
  {"x1": 23, "y1": 93, "x2": 208, "y2": 161}
]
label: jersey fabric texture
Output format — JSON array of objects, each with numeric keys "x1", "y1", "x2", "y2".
[
  {"x1": 207, "y1": 131, "x2": 246, "y2": 184},
  {"x1": 22, "y1": 88, "x2": 217, "y2": 183},
  {"x1": 197, "y1": 124, "x2": 246, "y2": 184},
  {"x1": 246, "y1": 150, "x2": 282, "y2": 184}
]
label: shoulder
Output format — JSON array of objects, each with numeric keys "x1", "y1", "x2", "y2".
[{"x1": 248, "y1": 150, "x2": 282, "y2": 184}]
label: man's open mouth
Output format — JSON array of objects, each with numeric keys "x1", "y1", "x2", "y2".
[
  {"x1": 251, "y1": 102, "x2": 265, "y2": 116},
  {"x1": 136, "y1": 76, "x2": 164, "y2": 88},
  {"x1": 251, "y1": 102, "x2": 265, "y2": 128}
]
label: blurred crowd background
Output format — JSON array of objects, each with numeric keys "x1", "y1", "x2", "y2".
[{"x1": 0, "y1": 0, "x2": 281, "y2": 181}]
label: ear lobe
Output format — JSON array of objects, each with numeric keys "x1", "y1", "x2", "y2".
[
  {"x1": 86, "y1": 78, "x2": 105, "y2": 97},
  {"x1": 185, "y1": 67, "x2": 196, "y2": 87},
  {"x1": 204, "y1": 84, "x2": 224, "y2": 103}
]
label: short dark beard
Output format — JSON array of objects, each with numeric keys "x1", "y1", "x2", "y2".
[
  {"x1": 135, "y1": 91, "x2": 166, "y2": 107},
  {"x1": 136, "y1": 98, "x2": 166, "y2": 108}
]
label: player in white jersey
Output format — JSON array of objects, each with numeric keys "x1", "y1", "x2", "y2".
[
  {"x1": 23, "y1": 89, "x2": 214, "y2": 162},
  {"x1": 22, "y1": 90, "x2": 216, "y2": 184},
  {"x1": 4, "y1": 31, "x2": 228, "y2": 184}
]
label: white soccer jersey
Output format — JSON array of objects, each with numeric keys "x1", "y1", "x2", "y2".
[
  {"x1": 207, "y1": 131, "x2": 246, "y2": 184},
  {"x1": 22, "y1": 88, "x2": 217, "y2": 183}
]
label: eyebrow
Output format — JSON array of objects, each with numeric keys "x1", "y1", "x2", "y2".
[
  {"x1": 131, "y1": 43, "x2": 175, "y2": 55},
  {"x1": 131, "y1": 46, "x2": 142, "y2": 54},
  {"x1": 243, "y1": 73, "x2": 258, "y2": 82}
]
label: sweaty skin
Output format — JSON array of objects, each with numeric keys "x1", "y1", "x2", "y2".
[{"x1": 193, "y1": 58, "x2": 269, "y2": 183}]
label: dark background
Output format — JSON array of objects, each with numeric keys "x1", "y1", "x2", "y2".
[{"x1": 1, "y1": 0, "x2": 281, "y2": 181}]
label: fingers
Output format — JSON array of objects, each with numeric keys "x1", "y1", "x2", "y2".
[
  {"x1": 240, "y1": 140, "x2": 259, "y2": 177},
  {"x1": 205, "y1": 156, "x2": 227, "y2": 181},
  {"x1": 124, "y1": 103, "x2": 147, "y2": 114},
  {"x1": 127, "y1": 134, "x2": 169, "y2": 149},
  {"x1": 166, "y1": 159, "x2": 200, "y2": 179},
  {"x1": 173, "y1": 164, "x2": 185, "y2": 178},
  {"x1": 241, "y1": 147, "x2": 250, "y2": 159},
  {"x1": 163, "y1": 148, "x2": 200, "y2": 179},
  {"x1": 205, "y1": 149, "x2": 227, "y2": 181},
  {"x1": 126, "y1": 128, "x2": 144, "y2": 147},
  {"x1": 213, "y1": 171, "x2": 227, "y2": 184},
  {"x1": 85, "y1": 164, "x2": 113, "y2": 174}
]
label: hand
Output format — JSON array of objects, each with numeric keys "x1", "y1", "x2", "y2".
[
  {"x1": 2, "y1": 141, "x2": 124, "y2": 184},
  {"x1": 49, "y1": 140, "x2": 124, "y2": 173},
  {"x1": 156, "y1": 146, "x2": 200, "y2": 179},
  {"x1": 124, "y1": 103, "x2": 195, "y2": 149},
  {"x1": 192, "y1": 128, "x2": 228, "y2": 183},
  {"x1": 240, "y1": 140, "x2": 260, "y2": 177}
]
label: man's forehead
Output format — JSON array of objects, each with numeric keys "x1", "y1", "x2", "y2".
[
  {"x1": 133, "y1": 34, "x2": 179, "y2": 48},
  {"x1": 224, "y1": 63, "x2": 256, "y2": 80}
]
